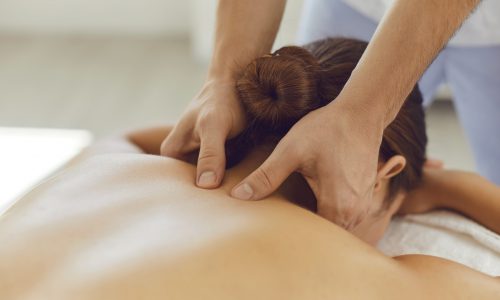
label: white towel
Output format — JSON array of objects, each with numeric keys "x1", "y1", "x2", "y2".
[{"x1": 378, "y1": 210, "x2": 500, "y2": 276}]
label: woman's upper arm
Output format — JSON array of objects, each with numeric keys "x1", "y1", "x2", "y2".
[
  {"x1": 400, "y1": 169, "x2": 500, "y2": 234},
  {"x1": 66, "y1": 126, "x2": 173, "y2": 167},
  {"x1": 126, "y1": 125, "x2": 174, "y2": 155}
]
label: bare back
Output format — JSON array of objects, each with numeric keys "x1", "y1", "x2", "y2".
[{"x1": 0, "y1": 154, "x2": 498, "y2": 299}]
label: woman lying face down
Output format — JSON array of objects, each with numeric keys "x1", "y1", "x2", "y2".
[{"x1": 1, "y1": 37, "x2": 499, "y2": 299}]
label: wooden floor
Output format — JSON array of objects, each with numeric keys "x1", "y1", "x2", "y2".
[{"x1": 0, "y1": 35, "x2": 475, "y2": 170}]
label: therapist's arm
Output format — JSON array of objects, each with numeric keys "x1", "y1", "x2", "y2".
[
  {"x1": 233, "y1": 0, "x2": 481, "y2": 229},
  {"x1": 339, "y1": 0, "x2": 481, "y2": 123},
  {"x1": 160, "y1": 0, "x2": 286, "y2": 188}
]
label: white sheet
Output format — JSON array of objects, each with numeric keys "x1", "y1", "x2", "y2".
[{"x1": 378, "y1": 210, "x2": 500, "y2": 276}]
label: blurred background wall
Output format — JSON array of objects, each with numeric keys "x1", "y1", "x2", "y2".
[
  {"x1": 0, "y1": 0, "x2": 190, "y2": 36},
  {"x1": 0, "y1": 0, "x2": 303, "y2": 61},
  {"x1": 0, "y1": 0, "x2": 474, "y2": 170}
]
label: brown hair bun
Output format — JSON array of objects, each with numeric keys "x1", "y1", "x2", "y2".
[{"x1": 236, "y1": 46, "x2": 322, "y2": 135}]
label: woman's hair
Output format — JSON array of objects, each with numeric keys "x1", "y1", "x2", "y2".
[{"x1": 226, "y1": 37, "x2": 427, "y2": 204}]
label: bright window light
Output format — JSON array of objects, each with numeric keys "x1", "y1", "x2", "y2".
[{"x1": 0, "y1": 127, "x2": 93, "y2": 215}]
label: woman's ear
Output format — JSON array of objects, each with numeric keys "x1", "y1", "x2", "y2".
[
  {"x1": 374, "y1": 155, "x2": 406, "y2": 191},
  {"x1": 378, "y1": 155, "x2": 407, "y2": 180}
]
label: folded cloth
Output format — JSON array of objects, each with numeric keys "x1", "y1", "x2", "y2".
[{"x1": 378, "y1": 210, "x2": 500, "y2": 276}]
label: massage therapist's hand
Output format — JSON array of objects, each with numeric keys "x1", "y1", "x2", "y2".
[
  {"x1": 231, "y1": 100, "x2": 383, "y2": 229},
  {"x1": 161, "y1": 0, "x2": 287, "y2": 188},
  {"x1": 161, "y1": 77, "x2": 245, "y2": 188}
]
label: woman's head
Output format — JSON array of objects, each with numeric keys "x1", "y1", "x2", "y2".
[{"x1": 228, "y1": 38, "x2": 427, "y2": 243}]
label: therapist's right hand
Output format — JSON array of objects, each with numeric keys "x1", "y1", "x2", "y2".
[{"x1": 161, "y1": 78, "x2": 246, "y2": 188}]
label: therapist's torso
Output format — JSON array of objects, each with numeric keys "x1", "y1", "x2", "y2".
[{"x1": 342, "y1": 0, "x2": 500, "y2": 46}]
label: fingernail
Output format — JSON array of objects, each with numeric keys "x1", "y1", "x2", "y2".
[
  {"x1": 232, "y1": 183, "x2": 254, "y2": 200},
  {"x1": 198, "y1": 171, "x2": 216, "y2": 187}
]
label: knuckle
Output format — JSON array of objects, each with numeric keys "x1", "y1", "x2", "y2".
[
  {"x1": 352, "y1": 215, "x2": 365, "y2": 228},
  {"x1": 340, "y1": 204, "x2": 357, "y2": 221},
  {"x1": 337, "y1": 219, "x2": 350, "y2": 229},
  {"x1": 328, "y1": 202, "x2": 357, "y2": 228},
  {"x1": 338, "y1": 213, "x2": 356, "y2": 229},
  {"x1": 198, "y1": 148, "x2": 220, "y2": 162},
  {"x1": 198, "y1": 107, "x2": 217, "y2": 129},
  {"x1": 253, "y1": 168, "x2": 275, "y2": 191},
  {"x1": 318, "y1": 194, "x2": 366, "y2": 230},
  {"x1": 198, "y1": 146, "x2": 224, "y2": 168}
]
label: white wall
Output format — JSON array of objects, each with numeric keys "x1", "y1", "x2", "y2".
[
  {"x1": 0, "y1": 0, "x2": 304, "y2": 63},
  {"x1": 190, "y1": 0, "x2": 304, "y2": 63},
  {"x1": 0, "y1": 0, "x2": 189, "y2": 36}
]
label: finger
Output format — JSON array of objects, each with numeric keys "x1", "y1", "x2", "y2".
[
  {"x1": 316, "y1": 190, "x2": 371, "y2": 230},
  {"x1": 299, "y1": 168, "x2": 361, "y2": 229},
  {"x1": 347, "y1": 207, "x2": 370, "y2": 231},
  {"x1": 317, "y1": 202, "x2": 352, "y2": 229},
  {"x1": 196, "y1": 128, "x2": 227, "y2": 189},
  {"x1": 160, "y1": 121, "x2": 198, "y2": 158},
  {"x1": 231, "y1": 143, "x2": 299, "y2": 200},
  {"x1": 349, "y1": 197, "x2": 375, "y2": 230}
]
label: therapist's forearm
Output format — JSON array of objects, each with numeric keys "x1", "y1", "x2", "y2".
[
  {"x1": 336, "y1": 0, "x2": 480, "y2": 128},
  {"x1": 208, "y1": 0, "x2": 286, "y2": 80}
]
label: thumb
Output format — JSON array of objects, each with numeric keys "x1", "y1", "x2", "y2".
[
  {"x1": 196, "y1": 128, "x2": 227, "y2": 188},
  {"x1": 231, "y1": 144, "x2": 299, "y2": 200}
]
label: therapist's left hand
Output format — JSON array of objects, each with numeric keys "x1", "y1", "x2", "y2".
[{"x1": 231, "y1": 99, "x2": 384, "y2": 229}]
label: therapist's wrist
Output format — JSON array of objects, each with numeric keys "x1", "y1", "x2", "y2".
[
  {"x1": 328, "y1": 91, "x2": 386, "y2": 138},
  {"x1": 201, "y1": 66, "x2": 239, "y2": 97},
  {"x1": 207, "y1": 52, "x2": 247, "y2": 82},
  {"x1": 338, "y1": 58, "x2": 412, "y2": 129},
  {"x1": 207, "y1": 65, "x2": 237, "y2": 82}
]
